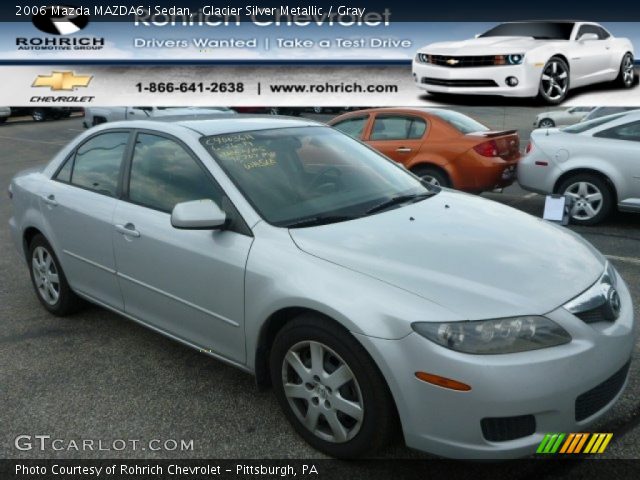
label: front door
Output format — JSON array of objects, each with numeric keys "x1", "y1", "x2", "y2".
[{"x1": 112, "y1": 132, "x2": 253, "y2": 363}]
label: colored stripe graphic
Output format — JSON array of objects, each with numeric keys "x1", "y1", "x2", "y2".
[{"x1": 538, "y1": 433, "x2": 613, "y2": 454}]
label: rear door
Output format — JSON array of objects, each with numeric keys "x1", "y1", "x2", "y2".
[
  {"x1": 365, "y1": 114, "x2": 428, "y2": 167},
  {"x1": 112, "y1": 131, "x2": 253, "y2": 363},
  {"x1": 40, "y1": 130, "x2": 130, "y2": 309}
]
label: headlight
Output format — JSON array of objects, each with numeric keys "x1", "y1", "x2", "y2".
[
  {"x1": 412, "y1": 316, "x2": 571, "y2": 354},
  {"x1": 495, "y1": 54, "x2": 525, "y2": 65}
]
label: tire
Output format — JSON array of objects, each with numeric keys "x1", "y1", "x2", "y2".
[
  {"x1": 32, "y1": 109, "x2": 46, "y2": 122},
  {"x1": 0, "y1": 117, "x2": 7, "y2": 124},
  {"x1": 312, "y1": 107, "x2": 323, "y2": 114},
  {"x1": 557, "y1": 173, "x2": 614, "y2": 226},
  {"x1": 411, "y1": 165, "x2": 451, "y2": 188},
  {"x1": 28, "y1": 234, "x2": 83, "y2": 316},
  {"x1": 270, "y1": 314, "x2": 397, "y2": 458},
  {"x1": 615, "y1": 52, "x2": 635, "y2": 88},
  {"x1": 537, "y1": 57, "x2": 570, "y2": 105},
  {"x1": 538, "y1": 118, "x2": 555, "y2": 128}
]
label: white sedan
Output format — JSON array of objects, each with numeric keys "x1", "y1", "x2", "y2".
[
  {"x1": 534, "y1": 106, "x2": 595, "y2": 128},
  {"x1": 413, "y1": 21, "x2": 635, "y2": 104},
  {"x1": 519, "y1": 111, "x2": 640, "y2": 224}
]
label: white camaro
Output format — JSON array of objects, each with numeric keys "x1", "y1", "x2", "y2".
[{"x1": 413, "y1": 21, "x2": 635, "y2": 104}]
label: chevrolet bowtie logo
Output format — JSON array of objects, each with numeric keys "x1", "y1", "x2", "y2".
[
  {"x1": 446, "y1": 58, "x2": 460, "y2": 65},
  {"x1": 32, "y1": 71, "x2": 92, "y2": 91}
]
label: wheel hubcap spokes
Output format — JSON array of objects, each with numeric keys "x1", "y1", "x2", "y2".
[
  {"x1": 31, "y1": 246, "x2": 60, "y2": 305},
  {"x1": 282, "y1": 341, "x2": 364, "y2": 443},
  {"x1": 422, "y1": 175, "x2": 440, "y2": 187},
  {"x1": 565, "y1": 182, "x2": 603, "y2": 220},
  {"x1": 541, "y1": 61, "x2": 568, "y2": 100},
  {"x1": 623, "y1": 56, "x2": 634, "y2": 85}
]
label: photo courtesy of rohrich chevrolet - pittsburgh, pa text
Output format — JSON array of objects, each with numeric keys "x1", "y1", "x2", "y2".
[{"x1": 2, "y1": 0, "x2": 640, "y2": 479}]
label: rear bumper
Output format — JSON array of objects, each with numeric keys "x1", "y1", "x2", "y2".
[
  {"x1": 412, "y1": 60, "x2": 540, "y2": 98},
  {"x1": 453, "y1": 154, "x2": 520, "y2": 192}
]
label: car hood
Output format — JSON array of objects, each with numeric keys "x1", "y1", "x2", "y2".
[
  {"x1": 289, "y1": 191, "x2": 605, "y2": 321},
  {"x1": 420, "y1": 36, "x2": 555, "y2": 55}
]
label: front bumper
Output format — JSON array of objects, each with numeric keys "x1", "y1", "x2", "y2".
[
  {"x1": 355, "y1": 272, "x2": 635, "y2": 459},
  {"x1": 412, "y1": 60, "x2": 541, "y2": 98}
]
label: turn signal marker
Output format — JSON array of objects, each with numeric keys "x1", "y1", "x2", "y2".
[{"x1": 414, "y1": 372, "x2": 471, "y2": 391}]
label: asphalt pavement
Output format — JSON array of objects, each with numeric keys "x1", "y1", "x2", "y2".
[{"x1": 0, "y1": 112, "x2": 639, "y2": 466}]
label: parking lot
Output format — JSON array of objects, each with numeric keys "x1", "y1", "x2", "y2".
[{"x1": 0, "y1": 111, "x2": 639, "y2": 464}]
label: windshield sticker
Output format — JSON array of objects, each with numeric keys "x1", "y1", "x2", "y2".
[{"x1": 204, "y1": 134, "x2": 278, "y2": 171}]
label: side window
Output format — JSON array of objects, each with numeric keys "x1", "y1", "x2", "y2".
[
  {"x1": 578, "y1": 24, "x2": 607, "y2": 40},
  {"x1": 333, "y1": 116, "x2": 368, "y2": 139},
  {"x1": 595, "y1": 121, "x2": 640, "y2": 142},
  {"x1": 71, "y1": 132, "x2": 129, "y2": 196},
  {"x1": 596, "y1": 26, "x2": 611, "y2": 39},
  {"x1": 370, "y1": 116, "x2": 427, "y2": 141},
  {"x1": 128, "y1": 133, "x2": 222, "y2": 213},
  {"x1": 54, "y1": 155, "x2": 73, "y2": 183}
]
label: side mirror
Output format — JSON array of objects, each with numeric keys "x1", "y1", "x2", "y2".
[
  {"x1": 474, "y1": 33, "x2": 481, "y2": 38},
  {"x1": 578, "y1": 33, "x2": 599, "y2": 42},
  {"x1": 171, "y1": 199, "x2": 227, "y2": 230}
]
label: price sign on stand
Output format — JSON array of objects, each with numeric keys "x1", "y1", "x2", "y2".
[{"x1": 543, "y1": 195, "x2": 574, "y2": 225}]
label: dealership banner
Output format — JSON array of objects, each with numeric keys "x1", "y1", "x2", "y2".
[{"x1": 1, "y1": 2, "x2": 640, "y2": 105}]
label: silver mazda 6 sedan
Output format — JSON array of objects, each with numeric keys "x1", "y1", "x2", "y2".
[{"x1": 9, "y1": 116, "x2": 635, "y2": 459}]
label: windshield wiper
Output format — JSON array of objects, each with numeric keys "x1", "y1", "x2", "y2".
[
  {"x1": 285, "y1": 215, "x2": 357, "y2": 229},
  {"x1": 365, "y1": 192, "x2": 434, "y2": 216}
]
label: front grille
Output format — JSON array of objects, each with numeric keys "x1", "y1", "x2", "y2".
[
  {"x1": 421, "y1": 77, "x2": 498, "y2": 88},
  {"x1": 417, "y1": 54, "x2": 498, "y2": 68},
  {"x1": 574, "y1": 306, "x2": 607, "y2": 324},
  {"x1": 481, "y1": 415, "x2": 536, "y2": 442},
  {"x1": 575, "y1": 362, "x2": 630, "y2": 421}
]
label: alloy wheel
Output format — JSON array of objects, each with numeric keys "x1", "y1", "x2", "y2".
[
  {"x1": 564, "y1": 181, "x2": 603, "y2": 221},
  {"x1": 281, "y1": 340, "x2": 364, "y2": 443},
  {"x1": 31, "y1": 246, "x2": 60, "y2": 305},
  {"x1": 622, "y1": 54, "x2": 635, "y2": 86},
  {"x1": 539, "y1": 119, "x2": 555, "y2": 128},
  {"x1": 541, "y1": 60, "x2": 569, "y2": 101}
]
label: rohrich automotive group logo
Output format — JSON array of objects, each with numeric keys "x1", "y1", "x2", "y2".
[{"x1": 16, "y1": 5, "x2": 104, "y2": 51}]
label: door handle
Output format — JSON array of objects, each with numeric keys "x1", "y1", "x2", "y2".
[
  {"x1": 396, "y1": 147, "x2": 412, "y2": 153},
  {"x1": 42, "y1": 194, "x2": 58, "y2": 207},
  {"x1": 115, "y1": 223, "x2": 140, "y2": 238}
]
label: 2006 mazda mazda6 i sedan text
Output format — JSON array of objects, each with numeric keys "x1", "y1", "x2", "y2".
[{"x1": 9, "y1": 116, "x2": 636, "y2": 459}]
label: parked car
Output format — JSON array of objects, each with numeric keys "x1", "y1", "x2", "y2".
[
  {"x1": 9, "y1": 116, "x2": 634, "y2": 459},
  {"x1": 83, "y1": 106, "x2": 235, "y2": 128},
  {"x1": 580, "y1": 106, "x2": 640, "y2": 122},
  {"x1": 519, "y1": 111, "x2": 640, "y2": 224},
  {"x1": 0, "y1": 106, "x2": 10, "y2": 123},
  {"x1": 10, "y1": 107, "x2": 71, "y2": 122},
  {"x1": 534, "y1": 107, "x2": 595, "y2": 128},
  {"x1": 413, "y1": 21, "x2": 635, "y2": 104},
  {"x1": 232, "y1": 107, "x2": 303, "y2": 116},
  {"x1": 329, "y1": 107, "x2": 521, "y2": 192}
]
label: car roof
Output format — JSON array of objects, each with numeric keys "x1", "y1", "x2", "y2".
[
  {"x1": 103, "y1": 114, "x2": 324, "y2": 136},
  {"x1": 332, "y1": 107, "x2": 457, "y2": 117}
]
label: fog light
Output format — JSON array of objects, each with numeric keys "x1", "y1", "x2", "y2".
[{"x1": 506, "y1": 76, "x2": 519, "y2": 87}]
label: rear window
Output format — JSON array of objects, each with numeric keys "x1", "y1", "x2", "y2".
[
  {"x1": 480, "y1": 22, "x2": 574, "y2": 40},
  {"x1": 562, "y1": 113, "x2": 629, "y2": 134},
  {"x1": 428, "y1": 110, "x2": 489, "y2": 134}
]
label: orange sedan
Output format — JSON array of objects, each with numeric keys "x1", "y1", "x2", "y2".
[{"x1": 328, "y1": 108, "x2": 521, "y2": 192}]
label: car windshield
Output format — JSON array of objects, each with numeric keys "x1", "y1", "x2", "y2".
[
  {"x1": 200, "y1": 126, "x2": 436, "y2": 227},
  {"x1": 480, "y1": 22, "x2": 575, "y2": 40},
  {"x1": 427, "y1": 109, "x2": 489, "y2": 134},
  {"x1": 562, "y1": 113, "x2": 630, "y2": 134}
]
